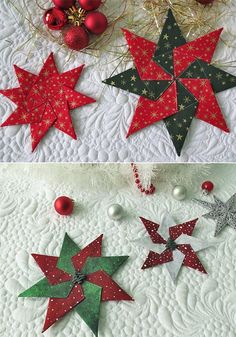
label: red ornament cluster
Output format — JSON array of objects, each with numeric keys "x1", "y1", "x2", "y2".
[
  {"x1": 43, "y1": 0, "x2": 108, "y2": 51},
  {"x1": 131, "y1": 163, "x2": 156, "y2": 195}
]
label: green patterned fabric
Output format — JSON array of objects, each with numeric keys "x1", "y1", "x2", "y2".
[
  {"x1": 155, "y1": 9, "x2": 186, "y2": 53},
  {"x1": 82, "y1": 256, "x2": 129, "y2": 276},
  {"x1": 57, "y1": 233, "x2": 80, "y2": 274},
  {"x1": 103, "y1": 67, "x2": 172, "y2": 100},
  {"x1": 164, "y1": 81, "x2": 198, "y2": 156},
  {"x1": 154, "y1": 50, "x2": 174, "y2": 76},
  {"x1": 76, "y1": 282, "x2": 102, "y2": 337},
  {"x1": 19, "y1": 278, "x2": 73, "y2": 298},
  {"x1": 180, "y1": 59, "x2": 236, "y2": 93}
]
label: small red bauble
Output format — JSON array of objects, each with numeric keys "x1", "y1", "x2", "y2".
[
  {"x1": 54, "y1": 196, "x2": 74, "y2": 216},
  {"x1": 201, "y1": 181, "x2": 214, "y2": 195},
  {"x1": 196, "y1": 0, "x2": 214, "y2": 4},
  {"x1": 84, "y1": 12, "x2": 108, "y2": 35},
  {"x1": 43, "y1": 8, "x2": 67, "y2": 30},
  {"x1": 78, "y1": 0, "x2": 102, "y2": 11},
  {"x1": 53, "y1": 0, "x2": 76, "y2": 9},
  {"x1": 63, "y1": 26, "x2": 89, "y2": 51}
]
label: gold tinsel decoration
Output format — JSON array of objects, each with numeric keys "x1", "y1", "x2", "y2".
[
  {"x1": 141, "y1": 0, "x2": 231, "y2": 37},
  {"x1": 7, "y1": 0, "x2": 236, "y2": 66}
]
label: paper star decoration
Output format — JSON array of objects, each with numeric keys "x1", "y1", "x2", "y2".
[
  {"x1": 0, "y1": 53, "x2": 95, "y2": 151},
  {"x1": 194, "y1": 193, "x2": 236, "y2": 236},
  {"x1": 134, "y1": 215, "x2": 209, "y2": 283},
  {"x1": 19, "y1": 234, "x2": 133, "y2": 336},
  {"x1": 103, "y1": 9, "x2": 236, "y2": 156}
]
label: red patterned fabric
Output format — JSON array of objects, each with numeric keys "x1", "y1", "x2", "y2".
[{"x1": 0, "y1": 53, "x2": 95, "y2": 151}]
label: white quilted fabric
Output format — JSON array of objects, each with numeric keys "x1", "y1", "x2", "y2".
[
  {"x1": 1, "y1": 163, "x2": 236, "y2": 337},
  {"x1": 0, "y1": 1, "x2": 236, "y2": 162}
]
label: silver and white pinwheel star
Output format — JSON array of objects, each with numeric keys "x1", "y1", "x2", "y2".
[
  {"x1": 133, "y1": 214, "x2": 210, "y2": 283},
  {"x1": 194, "y1": 194, "x2": 236, "y2": 236}
]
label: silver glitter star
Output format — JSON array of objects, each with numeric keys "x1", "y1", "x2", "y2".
[{"x1": 194, "y1": 194, "x2": 236, "y2": 236}]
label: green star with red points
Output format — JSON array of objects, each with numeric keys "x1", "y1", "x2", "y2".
[{"x1": 19, "y1": 233, "x2": 133, "y2": 336}]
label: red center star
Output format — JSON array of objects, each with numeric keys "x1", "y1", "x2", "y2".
[{"x1": 0, "y1": 53, "x2": 96, "y2": 151}]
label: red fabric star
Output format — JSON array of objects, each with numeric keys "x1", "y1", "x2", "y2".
[
  {"x1": 140, "y1": 217, "x2": 207, "y2": 274},
  {"x1": 0, "y1": 53, "x2": 95, "y2": 151}
]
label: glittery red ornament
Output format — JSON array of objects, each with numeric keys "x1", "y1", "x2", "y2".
[
  {"x1": 78, "y1": 0, "x2": 102, "y2": 11},
  {"x1": 63, "y1": 26, "x2": 89, "y2": 51},
  {"x1": 84, "y1": 11, "x2": 108, "y2": 35},
  {"x1": 52, "y1": 0, "x2": 76, "y2": 9},
  {"x1": 54, "y1": 196, "x2": 74, "y2": 216},
  {"x1": 201, "y1": 181, "x2": 214, "y2": 194},
  {"x1": 43, "y1": 8, "x2": 67, "y2": 30},
  {"x1": 196, "y1": 0, "x2": 214, "y2": 4}
]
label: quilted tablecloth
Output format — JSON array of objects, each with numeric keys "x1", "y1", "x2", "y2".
[
  {"x1": 0, "y1": 1, "x2": 236, "y2": 162},
  {"x1": 0, "y1": 163, "x2": 236, "y2": 336}
]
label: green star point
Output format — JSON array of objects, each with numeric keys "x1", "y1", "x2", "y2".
[
  {"x1": 19, "y1": 278, "x2": 73, "y2": 298},
  {"x1": 57, "y1": 233, "x2": 80, "y2": 274},
  {"x1": 76, "y1": 282, "x2": 102, "y2": 337}
]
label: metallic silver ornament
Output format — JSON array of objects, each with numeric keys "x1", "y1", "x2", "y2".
[
  {"x1": 107, "y1": 204, "x2": 124, "y2": 220},
  {"x1": 172, "y1": 185, "x2": 187, "y2": 201}
]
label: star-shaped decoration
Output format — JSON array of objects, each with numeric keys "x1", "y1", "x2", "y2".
[
  {"x1": 19, "y1": 234, "x2": 133, "y2": 336},
  {"x1": 0, "y1": 53, "x2": 96, "y2": 151},
  {"x1": 133, "y1": 214, "x2": 210, "y2": 283},
  {"x1": 103, "y1": 9, "x2": 236, "y2": 156},
  {"x1": 194, "y1": 193, "x2": 236, "y2": 236}
]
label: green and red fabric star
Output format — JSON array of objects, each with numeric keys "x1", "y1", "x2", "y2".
[
  {"x1": 19, "y1": 234, "x2": 133, "y2": 336},
  {"x1": 104, "y1": 9, "x2": 236, "y2": 156},
  {"x1": 0, "y1": 53, "x2": 95, "y2": 151}
]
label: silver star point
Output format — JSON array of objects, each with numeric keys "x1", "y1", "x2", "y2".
[{"x1": 194, "y1": 193, "x2": 236, "y2": 236}]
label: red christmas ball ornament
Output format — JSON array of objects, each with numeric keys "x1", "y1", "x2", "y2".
[
  {"x1": 196, "y1": 0, "x2": 214, "y2": 4},
  {"x1": 63, "y1": 26, "x2": 89, "y2": 51},
  {"x1": 78, "y1": 0, "x2": 102, "y2": 11},
  {"x1": 43, "y1": 8, "x2": 67, "y2": 30},
  {"x1": 52, "y1": 0, "x2": 76, "y2": 9},
  {"x1": 84, "y1": 11, "x2": 108, "y2": 35},
  {"x1": 201, "y1": 181, "x2": 214, "y2": 195},
  {"x1": 54, "y1": 196, "x2": 74, "y2": 216}
]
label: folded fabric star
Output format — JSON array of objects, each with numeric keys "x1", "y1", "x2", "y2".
[
  {"x1": 0, "y1": 53, "x2": 96, "y2": 151},
  {"x1": 194, "y1": 193, "x2": 236, "y2": 236},
  {"x1": 133, "y1": 214, "x2": 210, "y2": 283},
  {"x1": 19, "y1": 234, "x2": 133, "y2": 336},
  {"x1": 103, "y1": 9, "x2": 236, "y2": 156}
]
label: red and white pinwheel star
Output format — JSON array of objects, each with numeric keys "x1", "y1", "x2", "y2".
[{"x1": 135, "y1": 215, "x2": 210, "y2": 282}]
